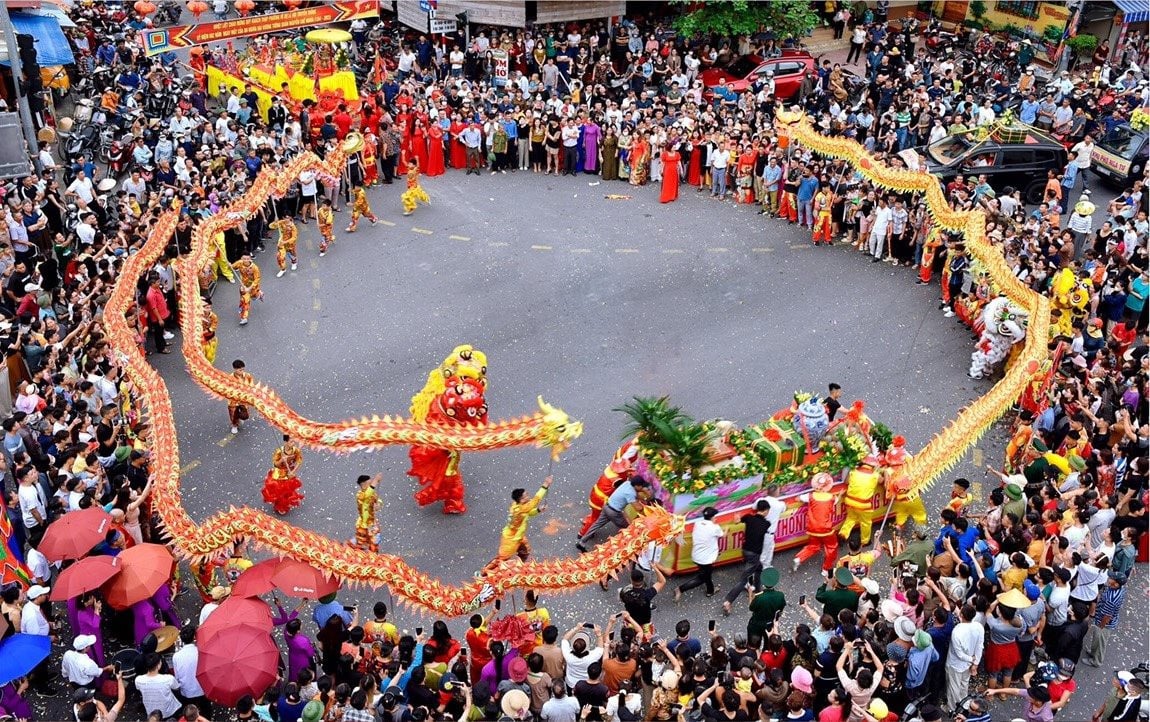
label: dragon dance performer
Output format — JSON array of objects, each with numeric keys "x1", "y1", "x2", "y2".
[
  {"x1": 792, "y1": 472, "x2": 841, "y2": 573},
  {"x1": 353, "y1": 473, "x2": 382, "y2": 552},
  {"x1": 261, "y1": 435, "x2": 305, "y2": 515},
  {"x1": 228, "y1": 359, "x2": 253, "y2": 435},
  {"x1": 812, "y1": 185, "x2": 833, "y2": 245},
  {"x1": 318, "y1": 197, "x2": 335, "y2": 255},
  {"x1": 202, "y1": 298, "x2": 219, "y2": 364},
  {"x1": 346, "y1": 186, "x2": 379, "y2": 232},
  {"x1": 211, "y1": 230, "x2": 236, "y2": 283},
  {"x1": 271, "y1": 217, "x2": 298, "y2": 277},
  {"x1": 497, "y1": 476, "x2": 552, "y2": 561},
  {"x1": 407, "y1": 345, "x2": 488, "y2": 515},
  {"x1": 884, "y1": 436, "x2": 927, "y2": 534},
  {"x1": 579, "y1": 437, "x2": 639, "y2": 537},
  {"x1": 232, "y1": 254, "x2": 263, "y2": 326},
  {"x1": 401, "y1": 158, "x2": 430, "y2": 216},
  {"x1": 839, "y1": 454, "x2": 881, "y2": 545}
]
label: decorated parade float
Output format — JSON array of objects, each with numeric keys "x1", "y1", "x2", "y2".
[
  {"x1": 42, "y1": 108, "x2": 1053, "y2": 617},
  {"x1": 591, "y1": 395, "x2": 895, "y2": 574}
]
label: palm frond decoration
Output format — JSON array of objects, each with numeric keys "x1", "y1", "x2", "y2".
[{"x1": 615, "y1": 396, "x2": 690, "y2": 444}]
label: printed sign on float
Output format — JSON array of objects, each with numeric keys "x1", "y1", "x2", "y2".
[
  {"x1": 430, "y1": 18, "x2": 457, "y2": 34},
  {"x1": 139, "y1": 0, "x2": 380, "y2": 56}
]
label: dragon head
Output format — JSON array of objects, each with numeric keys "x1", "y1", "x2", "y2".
[
  {"x1": 632, "y1": 504, "x2": 686, "y2": 546},
  {"x1": 774, "y1": 106, "x2": 806, "y2": 134},
  {"x1": 535, "y1": 396, "x2": 584, "y2": 461}
]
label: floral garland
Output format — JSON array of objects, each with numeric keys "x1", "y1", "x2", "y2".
[
  {"x1": 1132, "y1": 108, "x2": 1149, "y2": 133},
  {"x1": 644, "y1": 425, "x2": 870, "y2": 496}
]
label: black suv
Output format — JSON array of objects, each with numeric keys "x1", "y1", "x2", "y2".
[{"x1": 921, "y1": 127, "x2": 1069, "y2": 204}]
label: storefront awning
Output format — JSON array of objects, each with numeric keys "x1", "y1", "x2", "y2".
[
  {"x1": 0, "y1": 12, "x2": 75, "y2": 67},
  {"x1": 1114, "y1": 0, "x2": 1149, "y2": 24}
]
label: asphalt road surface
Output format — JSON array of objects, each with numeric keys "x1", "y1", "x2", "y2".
[{"x1": 148, "y1": 170, "x2": 1144, "y2": 722}]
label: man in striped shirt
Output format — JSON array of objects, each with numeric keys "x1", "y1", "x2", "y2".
[{"x1": 1083, "y1": 570, "x2": 1128, "y2": 667}]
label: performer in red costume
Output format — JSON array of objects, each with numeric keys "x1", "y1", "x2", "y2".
[
  {"x1": 792, "y1": 472, "x2": 841, "y2": 573},
  {"x1": 407, "y1": 345, "x2": 489, "y2": 515},
  {"x1": 261, "y1": 435, "x2": 305, "y2": 515},
  {"x1": 579, "y1": 437, "x2": 639, "y2": 537}
]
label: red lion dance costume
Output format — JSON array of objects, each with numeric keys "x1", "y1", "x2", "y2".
[
  {"x1": 261, "y1": 438, "x2": 305, "y2": 515},
  {"x1": 407, "y1": 346, "x2": 488, "y2": 514},
  {"x1": 579, "y1": 437, "x2": 639, "y2": 537}
]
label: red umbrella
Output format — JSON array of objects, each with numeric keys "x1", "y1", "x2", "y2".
[
  {"x1": 196, "y1": 623, "x2": 279, "y2": 707},
  {"x1": 102, "y1": 544, "x2": 174, "y2": 610},
  {"x1": 197, "y1": 596, "x2": 273, "y2": 644},
  {"x1": 39, "y1": 508, "x2": 113, "y2": 562},
  {"x1": 230, "y1": 558, "x2": 284, "y2": 598},
  {"x1": 269, "y1": 559, "x2": 338, "y2": 599},
  {"x1": 50, "y1": 556, "x2": 123, "y2": 601}
]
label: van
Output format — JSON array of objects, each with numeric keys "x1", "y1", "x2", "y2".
[{"x1": 1092, "y1": 123, "x2": 1149, "y2": 188}]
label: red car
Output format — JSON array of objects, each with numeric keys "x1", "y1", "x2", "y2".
[{"x1": 702, "y1": 50, "x2": 818, "y2": 102}]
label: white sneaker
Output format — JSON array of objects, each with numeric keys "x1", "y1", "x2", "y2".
[
  {"x1": 163, "y1": 331, "x2": 175, "y2": 340},
  {"x1": 276, "y1": 269, "x2": 286, "y2": 277},
  {"x1": 319, "y1": 251, "x2": 325, "y2": 257},
  {"x1": 291, "y1": 263, "x2": 297, "y2": 271},
  {"x1": 231, "y1": 426, "x2": 239, "y2": 434},
  {"x1": 943, "y1": 310, "x2": 955, "y2": 317},
  {"x1": 792, "y1": 557, "x2": 801, "y2": 573},
  {"x1": 228, "y1": 276, "x2": 237, "y2": 284},
  {"x1": 239, "y1": 318, "x2": 248, "y2": 325}
]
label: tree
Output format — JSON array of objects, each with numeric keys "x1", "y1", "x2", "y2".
[{"x1": 672, "y1": 0, "x2": 818, "y2": 41}]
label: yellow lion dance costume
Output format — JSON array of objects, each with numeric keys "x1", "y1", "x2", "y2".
[
  {"x1": 840, "y1": 454, "x2": 881, "y2": 544},
  {"x1": 1049, "y1": 268, "x2": 1091, "y2": 339}
]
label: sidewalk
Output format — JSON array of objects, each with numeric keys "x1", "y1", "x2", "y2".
[{"x1": 803, "y1": 25, "x2": 852, "y2": 65}]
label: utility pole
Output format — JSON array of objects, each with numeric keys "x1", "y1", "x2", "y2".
[{"x1": 0, "y1": 0, "x2": 41, "y2": 173}]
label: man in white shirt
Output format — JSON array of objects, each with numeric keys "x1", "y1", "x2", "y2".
[
  {"x1": 560, "y1": 120, "x2": 580, "y2": 176},
  {"x1": 21, "y1": 584, "x2": 52, "y2": 636},
  {"x1": 172, "y1": 626, "x2": 210, "y2": 713},
  {"x1": 675, "y1": 506, "x2": 725, "y2": 600},
  {"x1": 1069, "y1": 134, "x2": 1095, "y2": 191},
  {"x1": 397, "y1": 47, "x2": 417, "y2": 80},
  {"x1": 64, "y1": 635, "x2": 111, "y2": 687},
  {"x1": 449, "y1": 46, "x2": 465, "y2": 77},
  {"x1": 758, "y1": 494, "x2": 788, "y2": 569},
  {"x1": 560, "y1": 624, "x2": 604, "y2": 688},
  {"x1": 25, "y1": 544, "x2": 51, "y2": 585},
  {"x1": 76, "y1": 213, "x2": 98, "y2": 246},
  {"x1": 710, "y1": 141, "x2": 731, "y2": 199},
  {"x1": 18, "y1": 466, "x2": 47, "y2": 546},
  {"x1": 945, "y1": 604, "x2": 984, "y2": 710},
  {"x1": 135, "y1": 653, "x2": 182, "y2": 719},
  {"x1": 66, "y1": 170, "x2": 96, "y2": 205},
  {"x1": 869, "y1": 197, "x2": 894, "y2": 261}
]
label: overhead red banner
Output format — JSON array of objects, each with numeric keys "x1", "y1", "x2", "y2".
[{"x1": 139, "y1": 0, "x2": 379, "y2": 56}]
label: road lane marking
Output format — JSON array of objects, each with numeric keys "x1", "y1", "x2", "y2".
[
  {"x1": 531, "y1": 244, "x2": 553, "y2": 250},
  {"x1": 615, "y1": 248, "x2": 639, "y2": 253},
  {"x1": 788, "y1": 243, "x2": 811, "y2": 250},
  {"x1": 412, "y1": 227, "x2": 433, "y2": 235},
  {"x1": 376, "y1": 219, "x2": 396, "y2": 227},
  {"x1": 180, "y1": 460, "x2": 201, "y2": 474},
  {"x1": 311, "y1": 279, "x2": 321, "y2": 290},
  {"x1": 971, "y1": 447, "x2": 983, "y2": 467},
  {"x1": 308, "y1": 320, "x2": 319, "y2": 335},
  {"x1": 662, "y1": 249, "x2": 683, "y2": 254},
  {"x1": 570, "y1": 248, "x2": 592, "y2": 253},
  {"x1": 313, "y1": 298, "x2": 321, "y2": 311},
  {"x1": 449, "y1": 234, "x2": 471, "y2": 241},
  {"x1": 488, "y1": 241, "x2": 509, "y2": 247},
  {"x1": 216, "y1": 436, "x2": 233, "y2": 447},
  {"x1": 752, "y1": 247, "x2": 774, "y2": 253},
  {"x1": 708, "y1": 247, "x2": 728, "y2": 253}
]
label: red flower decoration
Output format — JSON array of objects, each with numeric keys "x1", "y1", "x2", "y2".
[{"x1": 764, "y1": 428, "x2": 782, "y2": 442}]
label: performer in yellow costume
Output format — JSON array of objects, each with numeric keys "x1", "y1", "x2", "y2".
[
  {"x1": 401, "y1": 158, "x2": 430, "y2": 216},
  {"x1": 884, "y1": 436, "x2": 927, "y2": 533},
  {"x1": 840, "y1": 454, "x2": 881, "y2": 544},
  {"x1": 212, "y1": 230, "x2": 235, "y2": 283},
  {"x1": 232, "y1": 254, "x2": 263, "y2": 326},
  {"x1": 317, "y1": 197, "x2": 335, "y2": 255},
  {"x1": 354, "y1": 473, "x2": 382, "y2": 552},
  {"x1": 346, "y1": 186, "x2": 379, "y2": 232},
  {"x1": 812, "y1": 186, "x2": 833, "y2": 245},
  {"x1": 202, "y1": 299, "x2": 219, "y2": 364},
  {"x1": 497, "y1": 476, "x2": 551, "y2": 561},
  {"x1": 271, "y1": 217, "x2": 298, "y2": 277}
]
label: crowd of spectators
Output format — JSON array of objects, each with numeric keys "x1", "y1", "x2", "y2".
[{"x1": 0, "y1": 2, "x2": 1145, "y2": 721}]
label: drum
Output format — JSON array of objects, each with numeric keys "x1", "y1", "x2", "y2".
[{"x1": 110, "y1": 648, "x2": 141, "y2": 682}]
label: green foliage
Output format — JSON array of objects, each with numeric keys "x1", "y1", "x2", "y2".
[
  {"x1": 997, "y1": 22, "x2": 1023, "y2": 37},
  {"x1": 1066, "y1": 34, "x2": 1098, "y2": 55},
  {"x1": 969, "y1": 0, "x2": 987, "y2": 20},
  {"x1": 616, "y1": 396, "x2": 690, "y2": 443},
  {"x1": 617, "y1": 396, "x2": 710, "y2": 482},
  {"x1": 335, "y1": 47, "x2": 350, "y2": 70},
  {"x1": 301, "y1": 51, "x2": 315, "y2": 76},
  {"x1": 871, "y1": 422, "x2": 894, "y2": 453},
  {"x1": 671, "y1": 0, "x2": 818, "y2": 40},
  {"x1": 1042, "y1": 25, "x2": 1063, "y2": 43}
]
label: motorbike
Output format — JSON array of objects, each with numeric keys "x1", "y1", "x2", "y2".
[
  {"x1": 63, "y1": 123, "x2": 100, "y2": 164},
  {"x1": 105, "y1": 139, "x2": 131, "y2": 176}
]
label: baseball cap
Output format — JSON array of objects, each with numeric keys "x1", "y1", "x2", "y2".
[
  {"x1": 73, "y1": 634, "x2": 97, "y2": 651},
  {"x1": 27, "y1": 585, "x2": 50, "y2": 600}
]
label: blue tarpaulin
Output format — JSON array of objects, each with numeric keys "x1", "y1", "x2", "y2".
[{"x1": 1, "y1": 12, "x2": 75, "y2": 67}]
